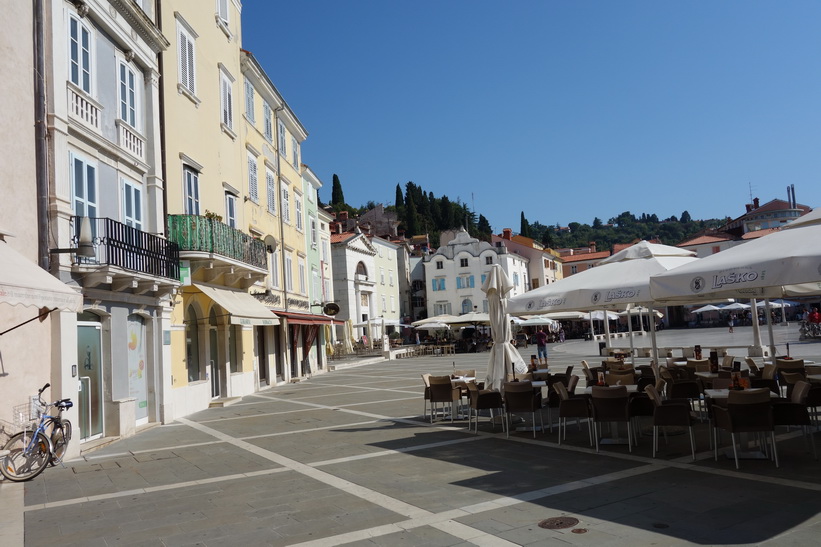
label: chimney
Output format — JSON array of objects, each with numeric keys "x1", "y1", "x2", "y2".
[
  {"x1": 339, "y1": 210, "x2": 349, "y2": 221},
  {"x1": 502, "y1": 228, "x2": 512, "y2": 240},
  {"x1": 791, "y1": 184, "x2": 796, "y2": 208},
  {"x1": 753, "y1": 197, "x2": 759, "y2": 209},
  {"x1": 745, "y1": 204, "x2": 752, "y2": 213},
  {"x1": 589, "y1": 241, "x2": 596, "y2": 253}
]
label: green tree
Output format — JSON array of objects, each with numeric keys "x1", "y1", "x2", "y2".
[
  {"x1": 680, "y1": 210, "x2": 692, "y2": 223},
  {"x1": 394, "y1": 184, "x2": 404, "y2": 209},
  {"x1": 331, "y1": 174, "x2": 345, "y2": 205},
  {"x1": 520, "y1": 212, "x2": 531, "y2": 238},
  {"x1": 592, "y1": 217, "x2": 602, "y2": 228},
  {"x1": 477, "y1": 214, "x2": 492, "y2": 235},
  {"x1": 405, "y1": 193, "x2": 419, "y2": 236}
]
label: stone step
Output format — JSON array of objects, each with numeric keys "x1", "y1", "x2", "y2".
[{"x1": 208, "y1": 397, "x2": 242, "y2": 408}]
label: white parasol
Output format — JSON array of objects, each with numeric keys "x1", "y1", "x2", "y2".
[{"x1": 482, "y1": 264, "x2": 527, "y2": 391}]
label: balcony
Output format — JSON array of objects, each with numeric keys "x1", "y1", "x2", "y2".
[
  {"x1": 71, "y1": 216, "x2": 180, "y2": 294},
  {"x1": 67, "y1": 82, "x2": 101, "y2": 134},
  {"x1": 116, "y1": 120, "x2": 145, "y2": 161},
  {"x1": 167, "y1": 215, "x2": 268, "y2": 287}
]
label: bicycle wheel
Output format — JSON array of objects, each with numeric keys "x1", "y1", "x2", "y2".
[
  {"x1": 1, "y1": 431, "x2": 50, "y2": 482},
  {"x1": 50, "y1": 419, "x2": 72, "y2": 465}
]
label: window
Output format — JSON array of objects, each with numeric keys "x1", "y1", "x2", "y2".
[
  {"x1": 216, "y1": 0, "x2": 229, "y2": 24},
  {"x1": 298, "y1": 258, "x2": 306, "y2": 295},
  {"x1": 291, "y1": 137, "x2": 299, "y2": 167},
  {"x1": 712, "y1": 246, "x2": 721, "y2": 254},
  {"x1": 281, "y1": 183, "x2": 290, "y2": 223},
  {"x1": 177, "y1": 20, "x2": 196, "y2": 95},
  {"x1": 220, "y1": 70, "x2": 233, "y2": 130},
  {"x1": 456, "y1": 275, "x2": 475, "y2": 289},
  {"x1": 434, "y1": 302, "x2": 452, "y2": 316},
  {"x1": 263, "y1": 101, "x2": 273, "y2": 141},
  {"x1": 312, "y1": 267, "x2": 320, "y2": 302},
  {"x1": 432, "y1": 278, "x2": 445, "y2": 291},
  {"x1": 185, "y1": 305, "x2": 201, "y2": 382},
  {"x1": 460, "y1": 258, "x2": 469, "y2": 268},
  {"x1": 391, "y1": 296, "x2": 395, "y2": 312},
  {"x1": 389, "y1": 269, "x2": 394, "y2": 286},
  {"x1": 183, "y1": 166, "x2": 199, "y2": 215},
  {"x1": 122, "y1": 179, "x2": 143, "y2": 231},
  {"x1": 571, "y1": 265, "x2": 578, "y2": 274},
  {"x1": 285, "y1": 253, "x2": 293, "y2": 291},
  {"x1": 266, "y1": 169, "x2": 276, "y2": 214},
  {"x1": 485, "y1": 256, "x2": 493, "y2": 265},
  {"x1": 244, "y1": 79, "x2": 255, "y2": 123},
  {"x1": 321, "y1": 239, "x2": 329, "y2": 263},
  {"x1": 436, "y1": 261, "x2": 443, "y2": 270},
  {"x1": 513, "y1": 273, "x2": 519, "y2": 286},
  {"x1": 481, "y1": 274, "x2": 487, "y2": 286},
  {"x1": 461, "y1": 299, "x2": 472, "y2": 314},
  {"x1": 70, "y1": 153, "x2": 97, "y2": 217},
  {"x1": 69, "y1": 15, "x2": 92, "y2": 93},
  {"x1": 278, "y1": 120, "x2": 286, "y2": 156},
  {"x1": 295, "y1": 194, "x2": 303, "y2": 231},
  {"x1": 247, "y1": 153, "x2": 258, "y2": 203},
  {"x1": 381, "y1": 295, "x2": 387, "y2": 312},
  {"x1": 270, "y1": 250, "x2": 279, "y2": 288},
  {"x1": 118, "y1": 61, "x2": 137, "y2": 128},
  {"x1": 412, "y1": 296, "x2": 425, "y2": 308},
  {"x1": 380, "y1": 268, "x2": 385, "y2": 284},
  {"x1": 482, "y1": 300, "x2": 489, "y2": 313},
  {"x1": 225, "y1": 193, "x2": 237, "y2": 228},
  {"x1": 310, "y1": 216, "x2": 317, "y2": 247}
]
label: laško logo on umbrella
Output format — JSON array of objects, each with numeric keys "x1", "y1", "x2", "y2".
[
  {"x1": 711, "y1": 270, "x2": 759, "y2": 289},
  {"x1": 603, "y1": 288, "x2": 640, "y2": 302}
]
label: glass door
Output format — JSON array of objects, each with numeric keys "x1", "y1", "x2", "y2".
[
  {"x1": 209, "y1": 327, "x2": 220, "y2": 398},
  {"x1": 127, "y1": 315, "x2": 148, "y2": 425},
  {"x1": 77, "y1": 319, "x2": 103, "y2": 440}
]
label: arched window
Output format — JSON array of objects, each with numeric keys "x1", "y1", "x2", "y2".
[
  {"x1": 356, "y1": 262, "x2": 368, "y2": 277},
  {"x1": 185, "y1": 305, "x2": 200, "y2": 382},
  {"x1": 461, "y1": 299, "x2": 473, "y2": 314}
]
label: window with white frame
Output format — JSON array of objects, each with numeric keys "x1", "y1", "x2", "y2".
[
  {"x1": 434, "y1": 302, "x2": 452, "y2": 316},
  {"x1": 183, "y1": 165, "x2": 199, "y2": 215},
  {"x1": 263, "y1": 101, "x2": 272, "y2": 141},
  {"x1": 321, "y1": 239, "x2": 329, "y2": 263},
  {"x1": 312, "y1": 267, "x2": 320, "y2": 302},
  {"x1": 122, "y1": 179, "x2": 143, "y2": 231},
  {"x1": 380, "y1": 267, "x2": 385, "y2": 285},
  {"x1": 460, "y1": 258, "x2": 469, "y2": 268},
  {"x1": 436, "y1": 261, "x2": 443, "y2": 270},
  {"x1": 247, "y1": 152, "x2": 258, "y2": 203},
  {"x1": 389, "y1": 270, "x2": 394, "y2": 286},
  {"x1": 295, "y1": 193, "x2": 303, "y2": 231},
  {"x1": 270, "y1": 250, "x2": 279, "y2": 288},
  {"x1": 118, "y1": 60, "x2": 138, "y2": 128},
  {"x1": 176, "y1": 19, "x2": 196, "y2": 95},
  {"x1": 381, "y1": 295, "x2": 387, "y2": 312},
  {"x1": 285, "y1": 253, "x2": 293, "y2": 291},
  {"x1": 244, "y1": 79, "x2": 255, "y2": 123},
  {"x1": 69, "y1": 15, "x2": 93, "y2": 94},
  {"x1": 70, "y1": 153, "x2": 97, "y2": 218},
  {"x1": 310, "y1": 216, "x2": 317, "y2": 247},
  {"x1": 281, "y1": 182, "x2": 290, "y2": 223},
  {"x1": 266, "y1": 168, "x2": 276, "y2": 214},
  {"x1": 216, "y1": 0, "x2": 229, "y2": 24},
  {"x1": 278, "y1": 120, "x2": 286, "y2": 156},
  {"x1": 291, "y1": 137, "x2": 299, "y2": 167},
  {"x1": 323, "y1": 278, "x2": 330, "y2": 301},
  {"x1": 225, "y1": 192, "x2": 237, "y2": 228},
  {"x1": 220, "y1": 69, "x2": 233, "y2": 130},
  {"x1": 485, "y1": 256, "x2": 493, "y2": 265},
  {"x1": 298, "y1": 258, "x2": 306, "y2": 295},
  {"x1": 571, "y1": 265, "x2": 578, "y2": 274},
  {"x1": 391, "y1": 296, "x2": 395, "y2": 312}
]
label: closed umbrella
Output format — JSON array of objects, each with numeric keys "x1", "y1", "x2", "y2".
[
  {"x1": 482, "y1": 264, "x2": 526, "y2": 391},
  {"x1": 344, "y1": 319, "x2": 354, "y2": 354}
]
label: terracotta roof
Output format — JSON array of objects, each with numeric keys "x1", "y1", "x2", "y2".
[
  {"x1": 678, "y1": 233, "x2": 734, "y2": 246},
  {"x1": 330, "y1": 232, "x2": 355, "y2": 244},
  {"x1": 741, "y1": 227, "x2": 779, "y2": 240},
  {"x1": 561, "y1": 251, "x2": 611, "y2": 263}
]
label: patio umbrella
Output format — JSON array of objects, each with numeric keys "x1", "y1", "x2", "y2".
[
  {"x1": 446, "y1": 311, "x2": 491, "y2": 326},
  {"x1": 414, "y1": 322, "x2": 451, "y2": 331},
  {"x1": 518, "y1": 315, "x2": 560, "y2": 328},
  {"x1": 722, "y1": 302, "x2": 751, "y2": 311},
  {"x1": 411, "y1": 314, "x2": 459, "y2": 327},
  {"x1": 344, "y1": 319, "x2": 355, "y2": 354},
  {"x1": 650, "y1": 209, "x2": 821, "y2": 356},
  {"x1": 691, "y1": 304, "x2": 722, "y2": 314},
  {"x1": 508, "y1": 241, "x2": 699, "y2": 361},
  {"x1": 482, "y1": 264, "x2": 526, "y2": 391}
]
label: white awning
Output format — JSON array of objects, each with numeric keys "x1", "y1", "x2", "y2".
[
  {"x1": 0, "y1": 241, "x2": 83, "y2": 312},
  {"x1": 193, "y1": 283, "x2": 279, "y2": 326}
]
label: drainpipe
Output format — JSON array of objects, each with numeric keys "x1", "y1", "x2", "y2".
[
  {"x1": 273, "y1": 105, "x2": 287, "y2": 312},
  {"x1": 156, "y1": 0, "x2": 168, "y2": 237},
  {"x1": 34, "y1": 0, "x2": 50, "y2": 269}
]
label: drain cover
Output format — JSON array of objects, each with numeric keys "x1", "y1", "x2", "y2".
[
  {"x1": 571, "y1": 529, "x2": 588, "y2": 534},
  {"x1": 538, "y1": 517, "x2": 580, "y2": 529}
]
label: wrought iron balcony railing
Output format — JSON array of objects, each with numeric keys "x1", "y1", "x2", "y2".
[
  {"x1": 73, "y1": 216, "x2": 180, "y2": 280},
  {"x1": 167, "y1": 215, "x2": 267, "y2": 271}
]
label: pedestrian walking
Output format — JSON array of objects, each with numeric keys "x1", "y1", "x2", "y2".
[
  {"x1": 728, "y1": 313, "x2": 736, "y2": 333},
  {"x1": 535, "y1": 327, "x2": 548, "y2": 366}
]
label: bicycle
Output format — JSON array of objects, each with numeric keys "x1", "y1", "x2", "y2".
[{"x1": 0, "y1": 383, "x2": 73, "y2": 482}]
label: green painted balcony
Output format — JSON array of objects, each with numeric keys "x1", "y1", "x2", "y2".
[{"x1": 167, "y1": 215, "x2": 267, "y2": 271}]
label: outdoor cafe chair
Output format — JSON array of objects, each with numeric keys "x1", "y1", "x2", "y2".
[
  {"x1": 605, "y1": 372, "x2": 636, "y2": 386},
  {"x1": 554, "y1": 378, "x2": 591, "y2": 446},
  {"x1": 428, "y1": 376, "x2": 462, "y2": 423},
  {"x1": 503, "y1": 381, "x2": 544, "y2": 439},
  {"x1": 590, "y1": 385, "x2": 635, "y2": 453},
  {"x1": 421, "y1": 373, "x2": 432, "y2": 420},
  {"x1": 466, "y1": 383, "x2": 505, "y2": 434},
  {"x1": 780, "y1": 371, "x2": 806, "y2": 399},
  {"x1": 744, "y1": 357, "x2": 761, "y2": 378},
  {"x1": 773, "y1": 380, "x2": 817, "y2": 460},
  {"x1": 712, "y1": 388, "x2": 778, "y2": 470},
  {"x1": 645, "y1": 384, "x2": 697, "y2": 460}
]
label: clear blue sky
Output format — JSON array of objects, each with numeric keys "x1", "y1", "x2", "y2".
[{"x1": 242, "y1": 1, "x2": 821, "y2": 233}]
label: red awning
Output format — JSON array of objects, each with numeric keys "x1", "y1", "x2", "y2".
[{"x1": 276, "y1": 311, "x2": 338, "y2": 325}]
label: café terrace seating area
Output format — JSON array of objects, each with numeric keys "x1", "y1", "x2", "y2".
[{"x1": 419, "y1": 349, "x2": 821, "y2": 470}]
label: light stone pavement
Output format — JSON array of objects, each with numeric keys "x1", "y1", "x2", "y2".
[{"x1": 2, "y1": 324, "x2": 821, "y2": 546}]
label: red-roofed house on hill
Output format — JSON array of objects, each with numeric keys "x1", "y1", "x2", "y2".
[{"x1": 556, "y1": 242, "x2": 612, "y2": 277}]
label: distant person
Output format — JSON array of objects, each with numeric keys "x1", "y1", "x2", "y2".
[
  {"x1": 728, "y1": 313, "x2": 736, "y2": 333},
  {"x1": 415, "y1": 332, "x2": 421, "y2": 345},
  {"x1": 535, "y1": 327, "x2": 548, "y2": 366},
  {"x1": 810, "y1": 308, "x2": 821, "y2": 324},
  {"x1": 559, "y1": 327, "x2": 565, "y2": 343}
]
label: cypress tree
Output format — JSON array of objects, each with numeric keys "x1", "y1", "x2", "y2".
[
  {"x1": 394, "y1": 184, "x2": 404, "y2": 209},
  {"x1": 331, "y1": 174, "x2": 345, "y2": 205}
]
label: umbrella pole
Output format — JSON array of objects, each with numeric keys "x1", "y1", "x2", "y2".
[
  {"x1": 650, "y1": 307, "x2": 660, "y2": 367},
  {"x1": 751, "y1": 298, "x2": 762, "y2": 354},
  {"x1": 627, "y1": 308, "x2": 635, "y2": 366},
  {"x1": 764, "y1": 299, "x2": 777, "y2": 358},
  {"x1": 603, "y1": 310, "x2": 612, "y2": 355}
]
